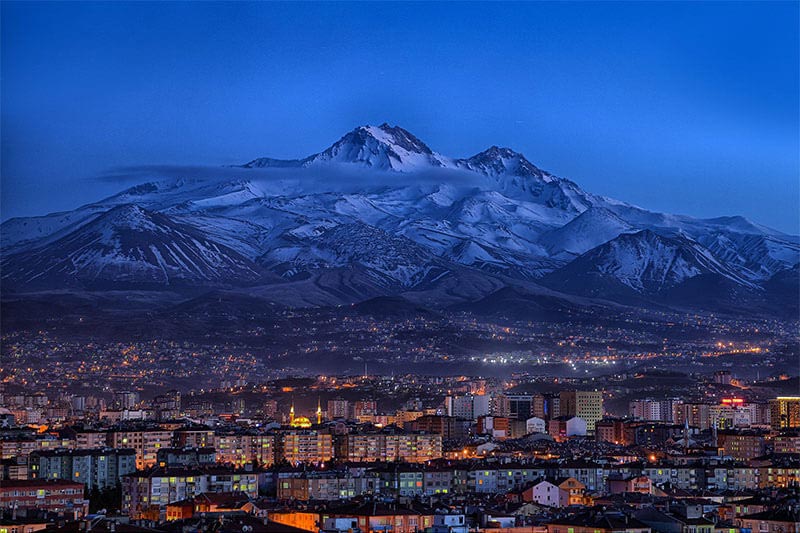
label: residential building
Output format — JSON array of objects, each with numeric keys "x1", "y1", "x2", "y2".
[
  {"x1": 278, "y1": 430, "x2": 334, "y2": 465},
  {"x1": 121, "y1": 466, "x2": 259, "y2": 520},
  {"x1": 108, "y1": 428, "x2": 173, "y2": 469},
  {"x1": 29, "y1": 447, "x2": 136, "y2": 490},
  {"x1": 0, "y1": 479, "x2": 88, "y2": 516},
  {"x1": 770, "y1": 397, "x2": 800, "y2": 430}
]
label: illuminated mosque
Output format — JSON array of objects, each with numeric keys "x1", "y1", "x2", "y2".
[{"x1": 288, "y1": 399, "x2": 322, "y2": 428}]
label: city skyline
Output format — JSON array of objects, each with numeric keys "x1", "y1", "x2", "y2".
[{"x1": 0, "y1": 1, "x2": 798, "y2": 526}]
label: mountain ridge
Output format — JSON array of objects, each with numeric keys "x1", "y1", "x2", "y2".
[{"x1": 2, "y1": 124, "x2": 797, "y2": 318}]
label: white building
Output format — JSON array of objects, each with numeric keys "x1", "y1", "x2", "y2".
[
  {"x1": 528, "y1": 479, "x2": 560, "y2": 507},
  {"x1": 566, "y1": 416, "x2": 587, "y2": 437},
  {"x1": 432, "y1": 514, "x2": 468, "y2": 533},
  {"x1": 526, "y1": 416, "x2": 546, "y2": 434}
]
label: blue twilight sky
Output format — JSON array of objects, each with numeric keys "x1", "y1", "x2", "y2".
[{"x1": 1, "y1": 1, "x2": 798, "y2": 232}]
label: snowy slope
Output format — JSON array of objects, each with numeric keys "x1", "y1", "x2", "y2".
[
  {"x1": 2, "y1": 205, "x2": 265, "y2": 289},
  {"x1": 1, "y1": 206, "x2": 106, "y2": 252},
  {"x1": 698, "y1": 232, "x2": 800, "y2": 281},
  {"x1": 543, "y1": 229, "x2": 755, "y2": 298},
  {"x1": 539, "y1": 206, "x2": 635, "y2": 256}
]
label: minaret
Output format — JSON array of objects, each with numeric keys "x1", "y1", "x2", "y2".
[
  {"x1": 290, "y1": 401, "x2": 295, "y2": 426},
  {"x1": 712, "y1": 417, "x2": 718, "y2": 445},
  {"x1": 683, "y1": 417, "x2": 690, "y2": 451},
  {"x1": 316, "y1": 398, "x2": 323, "y2": 425}
]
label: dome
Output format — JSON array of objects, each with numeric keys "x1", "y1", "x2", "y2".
[{"x1": 291, "y1": 416, "x2": 312, "y2": 428}]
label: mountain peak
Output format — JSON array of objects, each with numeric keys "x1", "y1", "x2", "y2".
[
  {"x1": 483, "y1": 145, "x2": 520, "y2": 158},
  {"x1": 352, "y1": 123, "x2": 435, "y2": 155},
  {"x1": 98, "y1": 204, "x2": 159, "y2": 229},
  {"x1": 243, "y1": 123, "x2": 441, "y2": 170},
  {"x1": 244, "y1": 124, "x2": 557, "y2": 179},
  {"x1": 622, "y1": 228, "x2": 700, "y2": 247},
  {"x1": 461, "y1": 145, "x2": 552, "y2": 183},
  {"x1": 107, "y1": 203, "x2": 145, "y2": 215},
  {"x1": 310, "y1": 123, "x2": 447, "y2": 171},
  {"x1": 610, "y1": 228, "x2": 695, "y2": 249}
]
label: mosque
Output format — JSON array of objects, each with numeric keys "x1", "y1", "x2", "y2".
[{"x1": 289, "y1": 399, "x2": 323, "y2": 428}]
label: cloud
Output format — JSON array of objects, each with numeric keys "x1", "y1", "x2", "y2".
[{"x1": 93, "y1": 163, "x2": 488, "y2": 196}]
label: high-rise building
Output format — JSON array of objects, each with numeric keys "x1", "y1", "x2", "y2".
[
  {"x1": 711, "y1": 399, "x2": 756, "y2": 428},
  {"x1": 409, "y1": 415, "x2": 465, "y2": 440},
  {"x1": 532, "y1": 394, "x2": 547, "y2": 419},
  {"x1": 173, "y1": 426, "x2": 215, "y2": 448},
  {"x1": 559, "y1": 391, "x2": 603, "y2": 432},
  {"x1": 774, "y1": 433, "x2": 800, "y2": 454},
  {"x1": 446, "y1": 395, "x2": 473, "y2": 419},
  {"x1": 327, "y1": 399, "x2": 350, "y2": 420},
  {"x1": 506, "y1": 394, "x2": 534, "y2": 420},
  {"x1": 114, "y1": 391, "x2": 140, "y2": 410},
  {"x1": 629, "y1": 398, "x2": 680, "y2": 422},
  {"x1": 752, "y1": 402, "x2": 771, "y2": 426},
  {"x1": 659, "y1": 399, "x2": 680, "y2": 423},
  {"x1": 109, "y1": 429, "x2": 173, "y2": 469},
  {"x1": 262, "y1": 399, "x2": 279, "y2": 418},
  {"x1": 675, "y1": 402, "x2": 711, "y2": 430},
  {"x1": 278, "y1": 430, "x2": 334, "y2": 465},
  {"x1": 395, "y1": 409, "x2": 425, "y2": 428},
  {"x1": 473, "y1": 395, "x2": 490, "y2": 418},
  {"x1": 770, "y1": 397, "x2": 800, "y2": 430},
  {"x1": 714, "y1": 370, "x2": 733, "y2": 385},
  {"x1": 354, "y1": 400, "x2": 377, "y2": 418},
  {"x1": 490, "y1": 394, "x2": 511, "y2": 417},
  {"x1": 535, "y1": 393, "x2": 561, "y2": 419},
  {"x1": 595, "y1": 418, "x2": 628, "y2": 445},
  {"x1": 75, "y1": 430, "x2": 109, "y2": 449},
  {"x1": 152, "y1": 390, "x2": 181, "y2": 419},
  {"x1": 629, "y1": 399, "x2": 663, "y2": 421},
  {"x1": 445, "y1": 394, "x2": 490, "y2": 420}
]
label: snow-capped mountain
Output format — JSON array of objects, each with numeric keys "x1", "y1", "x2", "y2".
[
  {"x1": 2, "y1": 204, "x2": 265, "y2": 289},
  {"x1": 542, "y1": 229, "x2": 756, "y2": 300},
  {"x1": 2, "y1": 123, "x2": 797, "y2": 316}
]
